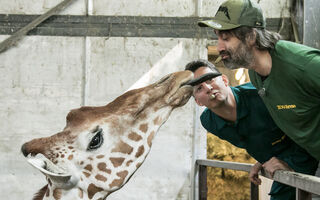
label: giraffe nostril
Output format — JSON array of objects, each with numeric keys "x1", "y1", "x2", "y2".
[{"x1": 21, "y1": 143, "x2": 29, "y2": 157}]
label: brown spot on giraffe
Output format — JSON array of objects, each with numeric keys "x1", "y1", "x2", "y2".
[
  {"x1": 53, "y1": 188, "x2": 62, "y2": 200},
  {"x1": 83, "y1": 171, "x2": 91, "y2": 178},
  {"x1": 68, "y1": 155, "x2": 73, "y2": 160},
  {"x1": 147, "y1": 131, "x2": 155, "y2": 147},
  {"x1": 139, "y1": 123, "x2": 148, "y2": 133},
  {"x1": 108, "y1": 179, "x2": 121, "y2": 188},
  {"x1": 135, "y1": 145, "x2": 145, "y2": 157},
  {"x1": 137, "y1": 111, "x2": 147, "y2": 119},
  {"x1": 111, "y1": 140, "x2": 134, "y2": 154},
  {"x1": 108, "y1": 170, "x2": 128, "y2": 188},
  {"x1": 96, "y1": 155, "x2": 104, "y2": 159},
  {"x1": 128, "y1": 131, "x2": 142, "y2": 141},
  {"x1": 153, "y1": 116, "x2": 162, "y2": 125},
  {"x1": 87, "y1": 184, "x2": 104, "y2": 199},
  {"x1": 97, "y1": 162, "x2": 111, "y2": 174},
  {"x1": 110, "y1": 157, "x2": 125, "y2": 167},
  {"x1": 117, "y1": 170, "x2": 128, "y2": 179},
  {"x1": 126, "y1": 160, "x2": 133, "y2": 166},
  {"x1": 84, "y1": 164, "x2": 93, "y2": 172},
  {"x1": 95, "y1": 174, "x2": 108, "y2": 182}
]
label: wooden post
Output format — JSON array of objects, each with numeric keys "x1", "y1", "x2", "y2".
[
  {"x1": 250, "y1": 182, "x2": 259, "y2": 200},
  {"x1": 199, "y1": 165, "x2": 207, "y2": 200},
  {"x1": 296, "y1": 189, "x2": 311, "y2": 200}
]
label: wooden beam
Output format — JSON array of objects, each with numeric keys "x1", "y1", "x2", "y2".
[
  {"x1": 0, "y1": 0, "x2": 76, "y2": 53},
  {"x1": 208, "y1": 46, "x2": 219, "y2": 56},
  {"x1": 0, "y1": 16, "x2": 292, "y2": 39},
  {"x1": 197, "y1": 159, "x2": 320, "y2": 196},
  {"x1": 196, "y1": 159, "x2": 253, "y2": 172}
]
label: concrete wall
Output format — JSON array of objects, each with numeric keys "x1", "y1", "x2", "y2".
[
  {"x1": 0, "y1": 0, "x2": 290, "y2": 200},
  {"x1": 0, "y1": 36, "x2": 207, "y2": 200}
]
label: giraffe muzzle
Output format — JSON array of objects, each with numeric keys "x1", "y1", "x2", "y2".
[{"x1": 27, "y1": 153, "x2": 79, "y2": 189}]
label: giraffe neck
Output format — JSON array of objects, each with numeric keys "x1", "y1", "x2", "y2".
[{"x1": 102, "y1": 109, "x2": 168, "y2": 190}]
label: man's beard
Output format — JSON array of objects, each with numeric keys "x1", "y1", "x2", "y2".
[{"x1": 221, "y1": 42, "x2": 254, "y2": 70}]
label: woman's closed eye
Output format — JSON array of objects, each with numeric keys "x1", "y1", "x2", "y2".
[
  {"x1": 205, "y1": 78, "x2": 214, "y2": 84},
  {"x1": 194, "y1": 85, "x2": 203, "y2": 93}
]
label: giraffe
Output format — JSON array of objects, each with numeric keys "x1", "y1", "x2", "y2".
[{"x1": 21, "y1": 70, "x2": 194, "y2": 200}]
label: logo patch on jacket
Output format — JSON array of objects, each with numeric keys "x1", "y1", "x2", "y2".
[{"x1": 276, "y1": 105, "x2": 296, "y2": 110}]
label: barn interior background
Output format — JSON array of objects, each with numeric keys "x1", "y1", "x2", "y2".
[{"x1": 0, "y1": 0, "x2": 318, "y2": 199}]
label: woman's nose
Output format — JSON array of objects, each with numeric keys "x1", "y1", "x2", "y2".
[
  {"x1": 217, "y1": 38, "x2": 226, "y2": 52},
  {"x1": 203, "y1": 83, "x2": 213, "y2": 91}
]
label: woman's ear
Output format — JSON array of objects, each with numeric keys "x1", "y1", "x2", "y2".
[
  {"x1": 195, "y1": 97, "x2": 204, "y2": 106},
  {"x1": 221, "y1": 74, "x2": 229, "y2": 87},
  {"x1": 246, "y1": 29, "x2": 257, "y2": 47}
]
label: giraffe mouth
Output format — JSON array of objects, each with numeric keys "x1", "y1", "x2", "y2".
[
  {"x1": 27, "y1": 154, "x2": 79, "y2": 189},
  {"x1": 27, "y1": 153, "x2": 70, "y2": 177}
]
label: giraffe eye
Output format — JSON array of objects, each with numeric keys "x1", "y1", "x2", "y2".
[{"x1": 87, "y1": 128, "x2": 104, "y2": 151}]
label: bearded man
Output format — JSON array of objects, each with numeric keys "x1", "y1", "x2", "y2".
[{"x1": 198, "y1": 0, "x2": 320, "y2": 162}]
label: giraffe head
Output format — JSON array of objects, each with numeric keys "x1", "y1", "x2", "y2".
[{"x1": 21, "y1": 70, "x2": 193, "y2": 200}]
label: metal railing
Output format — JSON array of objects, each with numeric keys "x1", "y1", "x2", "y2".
[{"x1": 196, "y1": 159, "x2": 320, "y2": 200}]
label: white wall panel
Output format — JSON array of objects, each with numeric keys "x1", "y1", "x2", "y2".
[
  {"x1": 0, "y1": 0, "x2": 86, "y2": 15},
  {"x1": 0, "y1": 35, "x2": 84, "y2": 199},
  {"x1": 0, "y1": 34, "x2": 207, "y2": 199},
  {"x1": 91, "y1": 0, "x2": 195, "y2": 17},
  {"x1": 200, "y1": 0, "x2": 290, "y2": 18}
]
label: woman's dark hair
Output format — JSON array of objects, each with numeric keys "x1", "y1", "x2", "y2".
[
  {"x1": 223, "y1": 26, "x2": 281, "y2": 51},
  {"x1": 185, "y1": 59, "x2": 221, "y2": 73}
]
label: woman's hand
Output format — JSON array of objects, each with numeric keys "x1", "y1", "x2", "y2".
[
  {"x1": 249, "y1": 162, "x2": 263, "y2": 185},
  {"x1": 262, "y1": 157, "x2": 294, "y2": 177}
]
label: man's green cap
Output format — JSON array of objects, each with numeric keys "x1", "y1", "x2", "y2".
[{"x1": 198, "y1": 0, "x2": 265, "y2": 30}]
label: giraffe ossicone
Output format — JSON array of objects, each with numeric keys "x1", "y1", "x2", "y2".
[{"x1": 21, "y1": 70, "x2": 194, "y2": 200}]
